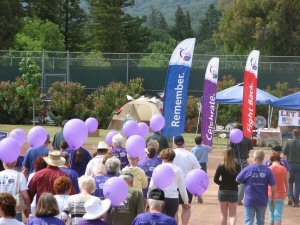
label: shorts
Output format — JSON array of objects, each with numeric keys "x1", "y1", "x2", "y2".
[
  {"x1": 163, "y1": 198, "x2": 179, "y2": 217},
  {"x1": 218, "y1": 189, "x2": 238, "y2": 203},
  {"x1": 179, "y1": 189, "x2": 193, "y2": 204}
]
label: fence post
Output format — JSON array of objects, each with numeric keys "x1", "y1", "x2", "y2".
[
  {"x1": 67, "y1": 51, "x2": 70, "y2": 83},
  {"x1": 126, "y1": 54, "x2": 129, "y2": 84},
  {"x1": 41, "y1": 50, "x2": 45, "y2": 94}
]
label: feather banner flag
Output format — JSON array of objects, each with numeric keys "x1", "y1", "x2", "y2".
[
  {"x1": 242, "y1": 50, "x2": 260, "y2": 139},
  {"x1": 201, "y1": 57, "x2": 219, "y2": 147},
  {"x1": 162, "y1": 38, "x2": 196, "y2": 139}
]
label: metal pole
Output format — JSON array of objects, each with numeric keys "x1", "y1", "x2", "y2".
[
  {"x1": 67, "y1": 51, "x2": 70, "y2": 83},
  {"x1": 126, "y1": 54, "x2": 129, "y2": 84},
  {"x1": 41, "y1": 50, "x2": 45, "y2": 94}
]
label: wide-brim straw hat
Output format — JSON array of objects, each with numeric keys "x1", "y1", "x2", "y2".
[{"x1": 43, "y1": 150, "x2": 66, "y2": 167}]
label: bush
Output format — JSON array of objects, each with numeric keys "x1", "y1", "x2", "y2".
[
  {"x1": 89, "y1": 78, "x2": 145, "y2": 128},
  {"x1": 48, "y1": 82, "x2": 90, "y2": 124},
  {"x1": 185, "y1": 96, "x2": 200, "y2": 133},
  {"x1": 0, "y1": 78, "x2": 44, "y2": 124}
]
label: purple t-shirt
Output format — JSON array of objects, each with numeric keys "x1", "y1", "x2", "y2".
[
  {"x1": 66, "y1": 148, "x2": 92, "y2": 177},
  {"x1": 27, "y1": 216, "x2": 65, "y2": 225},
  {"x1": 265, "y1": 157, "x2": 290, "y2": 171},
  {"x1": 132, "y1": 212, "x2": 178, "y2": 225},
  {"x1": 93, "y1": 175, "x2": 110, "y2": 199},
  {"x1": 236, "y1": 163, "x2": 276, "y2": 207},
  {"x1": 60, "y1": 167, "x2": 80, "y2": 193},
  {"x1": 110, "y1": 146, "x2": 129, "y2": 170},
  {"x1": 78, "y1": 219, "x2": 110, "y2": 225}
]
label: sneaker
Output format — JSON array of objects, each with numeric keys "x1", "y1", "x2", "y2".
[
  {"x1": 237, "y1": 201, "x2": 243, "y2": 205},
  {"x1": 197, "y1": 196, "x2": 203, "y2": 204},
  {"x1": 288, "y1": 197, "x2": 293, "y2": 206}
]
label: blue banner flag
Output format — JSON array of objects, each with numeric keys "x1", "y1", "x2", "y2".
[{"x1": 162, "y1": 38, "x2": 196, "y2": 139}]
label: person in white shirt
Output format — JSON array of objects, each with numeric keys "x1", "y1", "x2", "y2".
[
  {"x1": 0, "y1": 193, "x2": 25, "y2": 225},
  {"x1": 148, "y1": 148, "x2": 189, "y2": 220},
  {"x1": 172, "y1": 135, "x2": 201, "y2": 225},
  {"x1": 85, "y1": 141, "x2": 108, "y2": 176}
]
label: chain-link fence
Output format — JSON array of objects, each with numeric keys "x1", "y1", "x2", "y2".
[{"x1": 1, "y1": 50, "x2": 299, "y2": 96}]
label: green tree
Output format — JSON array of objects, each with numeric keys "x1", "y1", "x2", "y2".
[
  {"x1": 197, "y1": 4, "x2": 221, "y2": 42},
  {"x1": 147, "y1": 8, "x2": 168, "y2": 30},
  {"x1": 0, "y1": 0, "x2": 24, "y2": 49},
  {"x1": 17, "y1": 56, "x2": 42, "y2": 125},
  {"x1": 216, "y1": 0, "x2": 300, "y2": 55},
  {"x1": 13, "y1": 17, "x2": 65, "y2": 51},
  {"x1": 170, "y1": 5, "x2": 194, "y2": 41},
  {"x1": 25, "y1": 0, "x2": 86, "y2": 51}
]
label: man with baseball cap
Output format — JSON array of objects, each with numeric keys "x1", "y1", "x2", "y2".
[
  {"x1": 172, "y1": 135, "x2": 200, "y2": 225},
  {"x1": 85, "y1": 141, "x2": 108, "y2": 176},
  {"x1": 132, "y1": 189, "x2": 177, "y2": 225}
]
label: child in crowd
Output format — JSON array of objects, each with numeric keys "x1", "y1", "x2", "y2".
[{"x1": 191, "y1": 136, "x2": 212, "y2": 173}]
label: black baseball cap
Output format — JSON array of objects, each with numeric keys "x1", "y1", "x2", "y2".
[
  {"x1": 148, "y1": 189, "x2": 165, "y2": 201},
  {"x1": 272, "y1": 145, "x2": 282, "y2": 152},
  {"x1": 173, "y1": 135, "x2": 185, "y2": 145}
]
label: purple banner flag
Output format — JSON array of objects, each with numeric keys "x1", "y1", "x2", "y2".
[{"x1": 201, "y1": 57, "x2": 219, "y2": 147}]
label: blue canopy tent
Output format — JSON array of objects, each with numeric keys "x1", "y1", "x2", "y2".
[
  {"x1": 215, "y1": 83, "x2": 278, "y2": 128},
  {"x1": 216, "y1": 83, "x2": 278, "y2": 105},
  {"x1": 272, "y1": 91, "x2": 300, "y2": 110}
]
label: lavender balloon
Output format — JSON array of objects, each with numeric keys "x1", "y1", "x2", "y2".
[
  {"x1": 125, "y1": 135, "x2": 145, "y2": 158},
  {"x1": 150, "y1": 114, "x2": 165, "y2": 132},
  {"x1": 106, "y1": 130, "x2": 118, "y2": 146},
  {"x1": 230, "y1": 129, "x2": 244, "y2": 144},
  {"x1": 9, "y1": 128, "x2": 27, "y2": 146},
  {"x1": 28, "y1": 126, "x2": 48, "y2": 147},
  {"x1": 0, "y1": 138, "x2": 21, "y2": 163},
  {"x1": 152, "y1": 164, "x2": 175, "y2": 189},
  {"x1": 103, "y1": 177, "x2": 128, "y2": 206},
  {"x1": 186, "y1": 169, "x2": 210, "y2": 196},
  {"x1": 63, "y1": 119, "x2": 88, "y2": 149},
  {"x1": 138, "y1": 148, "x2": 147, "y2": 166},
  {"x1": 85, "y1": 117, "x2": 98, "y2": 133},
  {"x1": 137, "y1": 122, "x2": 149, "y2": 138},
  {"x1": 123, "y1": 120, "x2": 138, "y2": 137}
]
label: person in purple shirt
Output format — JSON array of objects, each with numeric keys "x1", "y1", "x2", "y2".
[
  {"x1": 27, "y1": 192, "x2": 65, "y2": 225},
  {"x1": 139, "y1": 145, "x2": 162, "y2": 197},
  {"x1": 92, "y1": 163, "x2": 109, "y2": 199},
  {"x1": 60, "y1": 151, "x2": 80, "y2": 193},
  {"x1": 78, "y1": 197, "x2": 111, "y2": 225},
  {"x1": 132, "y1": 189, "x2": 177, "y2": 225},
  {"x1": 236, "y1": 150, "x2": 277, "y2": 225},
  {"x1": 265, "y1": 145, "x2": 290, "y2": 171},
  {"x1": 66, "y1": 147, "x2": 92, "y2": 177},
  {"x1": 110, "y1": 134, "x2": 129, "y2": 170}
]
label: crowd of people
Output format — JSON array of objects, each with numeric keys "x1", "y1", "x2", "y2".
[{"x1": 0, "y1": 122, "x2": 299, "y2": 225}]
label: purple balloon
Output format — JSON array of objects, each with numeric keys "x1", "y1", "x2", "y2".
[
  {"x1": 150, "y1": 114, "x2": 165, "y2": 132},
  {"x1": 63, "y1": 119, "x2": 88, "y2": 149},
  {"x1": 152, "y1": 164, "x2": 175, "y2": 189},
  {"x1": 125, "y1": 135, "x2": 145, "y2": 158},
  {"x1": 230, "y1": 129, "x2": 244, "y2": 144},
  {"x1": 137, "y1": 122, "x2": 149, "y2": 138},
  {"x1": 28, "y1": 126, "x2": 48, "y2": 147},
  {"x1": 103, "y1": 177, "x2": 128, "y2": 206},
  {"x1": 123, "y1": 120, "x2": 138, "y2": 138},
  {"x1": 0, "y1": 138, "x2": 21, "y2": 163},
  {"x1": 106, "y1": 130, "x2": 118, "y2": 146},
  {"x1": 186, "y1": 169, "x2": 210, "y2": 196},
  {"x1": 85, "y1": 117, "x2": 98, "y2": 133},
  {"x1": 138, "y1": 148, "x2": 147, "y2": 166},
  {"x1": 9, "y1": 128, "x2": 27, "y2": 146}
]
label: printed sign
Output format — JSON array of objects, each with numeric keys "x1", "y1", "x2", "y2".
[{"x1": 278, "y1": 110, "x2": 300, "y2": 126}]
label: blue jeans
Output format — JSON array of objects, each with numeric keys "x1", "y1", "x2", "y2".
[
  {"x1": 236, "y1": 159, "x2": 248, "y2": 202},
  {"x1": 268, "y1": 198, "x2": 285, "y2": 224},
  {"x1": 244, "y1": 205, "x2": 267, "y2": 225},
  {"x1": 290, "y1": 163, "x2": 300, "y2": 204}
]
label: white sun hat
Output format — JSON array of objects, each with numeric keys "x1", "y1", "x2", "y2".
[
  {"x1": 43, "y1": 150, "x2": 65, "y2": 167},
  {"x1": 83, "y1": 197, "x2": 111, "y2": 220},
  {"x1": 97, "y1": 141, "x2": 108, "y2": 150}
]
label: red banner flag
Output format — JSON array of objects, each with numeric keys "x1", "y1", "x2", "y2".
[{"x1": 242, "y1": 50, "x2": 260, "y2": 139}]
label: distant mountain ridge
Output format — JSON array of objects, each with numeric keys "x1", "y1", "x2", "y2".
[{"x1": 125, "y1": 0, "x2": 218, "y2": 29}]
